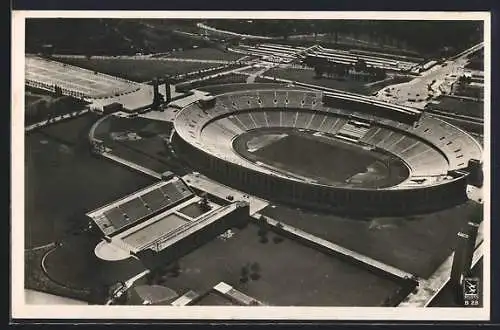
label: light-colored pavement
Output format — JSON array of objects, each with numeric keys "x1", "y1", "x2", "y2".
[
  {"x1": 25, "y1": 109, "x2": 89, "y2": 132},
  {"x1": 375, "y1": 43, "x2": 483, "y2": 109},
  {"x1": 25, "y1": 290, "x2": 88, "y2": 305},
  {"x1": 182, "y1": 173, "x2": 269, "y2": 215},
  {"x1": 245, "y1": 67, "x2": 272, "y2": 83},
  {"x1": 196, "y1": 22, "x2": 276, "y2": 40}
]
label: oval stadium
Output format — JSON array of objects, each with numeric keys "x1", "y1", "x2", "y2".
[{"x1": 172, "y1": 83, "x2": 482, "y2": 215}]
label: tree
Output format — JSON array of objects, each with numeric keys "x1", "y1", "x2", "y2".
[
  {"x1": 241, "y1": 265, "x2": 249, "y2": 277},
  {"x1": 250, "y1": 272, "x2": 261, "y2": 281},
  {"x1": 199, "y1": 197, "x2": 210, "y2": 212},
  {"x1": 314, "y1": 65, "x2": 324, "y2": 78},
  {"x1": 250, "y1": 262, "x2": 260, "y2": 273},
  {"x1": 273, "y1": 236, "x2": 284, "y2": 244},
  {"x1": 354, "y1": 58, "x2": 367, "y2": 72}
]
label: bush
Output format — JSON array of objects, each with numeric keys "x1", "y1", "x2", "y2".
[
  {"x1": 250, "y1": 262, "x2": 260, "y2": 273},
  {"x1": 272, "y1": 236, "x2": 284, "y2": 244},
  {"x1": 257, "y1": 227, "x2": 268, "y2": 237},
  {"x1": 250, "y1": 273, "x2": 261, "y2": 281}
]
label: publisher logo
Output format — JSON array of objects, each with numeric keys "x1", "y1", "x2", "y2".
[{"x1": 462, "y1": 277, "x2": 480, "y2": 306}]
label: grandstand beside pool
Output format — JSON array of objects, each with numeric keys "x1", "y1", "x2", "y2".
[{"x1": 89, "y1": 176, "x2": 251, "y2": 261}]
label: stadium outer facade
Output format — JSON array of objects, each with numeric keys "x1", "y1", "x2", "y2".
[{"x1": 171, "y1": 83, "x2": 482, "y2": 216}]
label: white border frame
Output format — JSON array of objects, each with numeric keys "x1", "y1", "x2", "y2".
[{"x1": 11, "y1": 10, "x2": 491, "y2": 321}]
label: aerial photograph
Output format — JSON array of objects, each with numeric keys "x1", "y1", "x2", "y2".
[{"x1": 19, "y1": 15, "x2": 486, "y2": 311}]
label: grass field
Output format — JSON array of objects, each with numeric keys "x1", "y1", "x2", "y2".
[
  {"x1": 427, "y1": 114, "x2": 483, "y2": 136},
  {"x1": 265, "y1": 68, "x2": 373, "y2": 95},
  {"x1": 152, "y1": 222, "x2": 402, "y2": 306},
  {"x1": 196, "y1": 82, "x2": 291, "y2": 95},
  {"x1": 43, "y1": 233, "x2": 147, "y2": 291},
  {"x1": 25, "y1": 115, "x2": 155, "y2": 248},
  {"x1": 427, "y1": 96, "x2": 484, "y2": 119},
  {"x1": 25, "y1": 94, "x2": 43, "y2": 105},
  {"x1": 252, "y1": 134, "x2": 384, "y2": 184},
  {"x1": 93, "y1": 115, "x2": 190, "y2": 175},
  {"x1": 164, "y1": 48, "x2": 243, "y2": 61},
  {"x1": 264, "y1": 68, "x2": 415, "y2": 96},
  {"x1": 261, "y1": 201, "x2": 481, "y2": 279},
  {"x1": 25, "y1": 247, "x2": 91, "y2": 302},
  {"x1": 58, "y1": 58, "x2": 223, "y2": 82},
  {"x1": 179, "y1": 73, "x2": 248, "y2": 92},
  {"x1": 235, "y1": 131, "x2": 407, "y2": 188}
]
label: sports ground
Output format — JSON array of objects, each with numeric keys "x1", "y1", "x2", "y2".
[
  {"x1": 149, "y1": 222, "x2": 404, "y2": 306},
  {"x1": 234, "y1": 129, "x2": 409, "y2": 188}
]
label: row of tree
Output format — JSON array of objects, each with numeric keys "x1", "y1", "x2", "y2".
[
  {"x1": 28, "y1": 19, "x2": 205, "y2": 56},
  {"x1": 303, "y1": 56, "x2": 387, "y2": 81}
]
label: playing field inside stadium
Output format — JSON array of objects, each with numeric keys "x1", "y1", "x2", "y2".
[{"x1": 234, "y1": 130, "x2": 409, "y2": 188}]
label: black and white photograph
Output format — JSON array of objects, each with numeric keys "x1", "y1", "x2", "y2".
[{"x1": 11, "y1": 11, "x2": 490, "y2": 320}]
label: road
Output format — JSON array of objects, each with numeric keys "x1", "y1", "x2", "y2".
[
  {"x1": 375, "y1": 42, "x2": 483, "y2": 109},
  {"x1": 52, "y1": 54, "x2": 233, "y2": 65}
]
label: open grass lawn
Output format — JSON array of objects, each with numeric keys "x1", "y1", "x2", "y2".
[
  {"x1": 265, "y1": 68, "x2": 372, "y2": 95},
  {"x1": 242, "y1": 132, "x2": 400, "y2": 187},
  {"x1": 25, "y1": 247, "x2": 91, "y2": 302},
  {"x1": 428, "y1": 96, "x2": 483, "y2": 119},
  {"x1": 93, "y1": 115, "x2": 189, "y2": 175},
  {"x1": 260, "y1": 201, "x2": 481, "y2": 279},
  {"x1": 25, "y1": 94, "x2": 43, "y2": 105},
  {"x1": 59, "y1": 58, "x2": 223, "y2": 82},
  {"x1": 25, "y1": 115, "x2": 155, "y2": 248},
  {"x1": 43, "y1": 233, "x2": 147, "y2": 291},
  {"x1": 196, "y1": 82, "x2": 311, "y2": 96},
  {"x1": 154, "y1": 222, "x2": 403, "y2": 306}
]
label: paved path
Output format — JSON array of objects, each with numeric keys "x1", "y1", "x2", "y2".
[
  {"x1": 375, "y1": 42, "x2": 484, "y2": 109},
  {"x1": 101, "y1": 151, "x2": 162, "y2": 179},
  {"x1": 246, "y1": 67, "x2": 272, "y2": 83},
  {"x1": 196, "y1": 23, "x2": 276, "y2": 40},
  {"x1": 182, "y1": 173, "x2": 269, "y2": 215},
  {"x1": 25, "y1": 109, "x2": 89, "y2": 132},
  {"x1": 181, "y1": 65, "x2": 253, "y2": 86}
]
